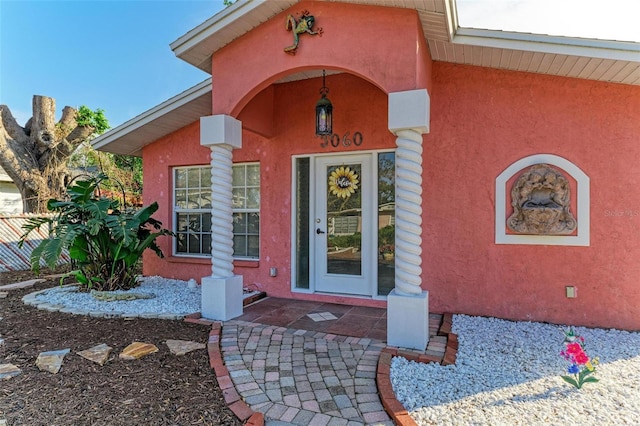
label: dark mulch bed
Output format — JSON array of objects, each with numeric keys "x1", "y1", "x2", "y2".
[{"x1": 0, "y1": 268, "x2": 241, "y2": 426}]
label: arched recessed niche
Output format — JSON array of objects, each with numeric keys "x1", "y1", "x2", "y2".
[{"x1": 495, "y1": 154, "x2": 590, "y2": 246}]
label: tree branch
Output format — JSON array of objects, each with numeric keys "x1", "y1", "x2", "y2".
[
  {"x1": 58, "y1": 106, "x2": 77, "y2": 139},
  {"x1": 0, "y1": 105, "x2": 29, "y2": 143},
  {"x1": 31, "y1": 95, "x2": 57, "y2": 154}
]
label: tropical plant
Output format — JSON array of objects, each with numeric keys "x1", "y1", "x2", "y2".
[{"x1": 19, "y1": 174, "x2": 173, "y2": 291}]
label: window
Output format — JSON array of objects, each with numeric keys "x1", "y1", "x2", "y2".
[
  {"x1": 232, "y1": 163, "x2": 260, "y2": 259},
  {"x1": 174, "y1": 167, "x2": 212, "y2": 256},
  {"x1": 173, "y1": 163, "x2": 260, "y2": 259}
]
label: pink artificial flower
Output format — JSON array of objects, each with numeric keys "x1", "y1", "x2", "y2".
[
  {"x1": 566, "y1": 342, "x2": 583, "y2": 355},
  {"x1": 574, "y1": 351, "x2": 589, "y2": 365}
]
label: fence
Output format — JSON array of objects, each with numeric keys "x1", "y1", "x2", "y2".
[{"x1": 0, "y1": 215, "x2": 70, "y2": 272}]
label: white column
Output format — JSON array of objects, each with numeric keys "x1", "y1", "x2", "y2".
[
  {"x1": 387, "y1": 89, "x2": 430, "y2": 350},
  {"x1": 199, "y1": 115, "x2": 243, "y2": 321}
]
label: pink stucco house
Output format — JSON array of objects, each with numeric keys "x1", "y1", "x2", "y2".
[{"x1": 93, "y1": 0, "x2": 640, "y2": 349}]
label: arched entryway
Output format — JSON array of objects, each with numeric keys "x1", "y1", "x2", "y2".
[{"x1": 200, "y1": 1, "x2": 433, "y2": 350}]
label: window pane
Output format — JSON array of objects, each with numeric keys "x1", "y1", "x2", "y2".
[
  {"x1": 188, "y1": 233, "x2": 199, "y2": 254},
  {"x1": 191, "y1": 214, "x2": 202, "y2": 232},
  {"x1": 176, "y1": 213, "x2": 189, "y2": 231},
  {"x1": 295, "y1": 158, "x2": 310, "y2": 289},
  {"x1": 232, "y1": 166, "x2": 245, "y2": 186},
  {"x1": 233, "y1": 235, "x2": 247, "y2": 257},
  {"x1": 247, "y1": 212, "x2": 260, "y2": 233},
  {"x1": 176, "y1": 170, "x2": 187, "y2": 188},
  {"x1": 247, "y1": 235, "x2": 259, "y2": 258},
  {"x1": 187, "y1": 190, "x2": 200, "y2": 209},
  {"x1": 232, "y1": 188, "x2": 246, "y2": 209},
  {"x1": 201, "y1": 190, "x2": 212, "y2": 208},
  {"x1": 202, "y1": 213, "x2": 212, "y2": 232},
  {"x1": 202, "y1": 234, "x2": 211, "y2": 254},
  {"x1": 378, "y1": 152, "x2": 395, "y2": 296},
  {"x1": 233, "y1": 213, "x2": 247, "y2": 233},
  {"x1": 176, "y1": 233, "x2": 187, "y2": 253},
  {"x1": 188, "y1": 168, "x2": 200, "y2": 188},
  {"x1": 246, "y1": 164, "x2": 260, "y2": 185},
  {"x1": 175, "y1": 190, "x2": 187, "y2": 209},
  {"x1": 201, "y1": 168, "x2": 211, "y2": 187},
  {"x1": 246, "y1": 188, "x2": 260, "y2": 209}
]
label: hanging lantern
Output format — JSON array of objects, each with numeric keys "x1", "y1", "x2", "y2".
[{"x1": 315, "y1": 70, "x2": 333, "y2": 136}]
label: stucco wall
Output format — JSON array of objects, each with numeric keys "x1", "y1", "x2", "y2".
[
  {"x1": 142, "y1": 63, "x2": 640, "y2": 330},
  {"x1": 424, "y1": 62, "x2": 640, "y2": 330},
  {"x1": 142, "y1": 74, "x2": 394, "y2": 309},
  {"x1": 212, "y1": 1, "x2": 431, "y2": 116}
]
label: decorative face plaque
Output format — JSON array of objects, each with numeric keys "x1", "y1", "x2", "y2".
[{"x1": 507, "y1": 164, "x2": 576, "y2": 235}]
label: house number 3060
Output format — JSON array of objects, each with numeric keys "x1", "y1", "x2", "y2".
[{"x1": 320, "y1": 131, "x2": 363, "y2": 148}]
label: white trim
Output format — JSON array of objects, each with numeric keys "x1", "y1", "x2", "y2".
[
  {"x1": 92, "y1": 79, "x2": 212, "y2": 153},
  {"x1": 388, "y1": 89, "x2": 431, "y2": 134},
  {"x1": 200, "y1": 115, "x2": 242, "y2": 148},
  {"x1": 290, "y1": 149, "x2": 395, "y2": 297},
  {"x1": 495, "y1": 154, "x2": 590, "y2": 246},
  {"x1": 454, "y1": 28, "x2": 640, "y2": 62}
]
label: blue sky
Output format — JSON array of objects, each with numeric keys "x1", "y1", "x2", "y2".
[{"x1": 1, "y1": 0, "x2": 226, "y2": 128}]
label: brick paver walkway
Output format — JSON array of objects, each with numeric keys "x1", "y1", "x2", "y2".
[{"x1": 221, "y1": 320, "x2": 394, "y2": 425}]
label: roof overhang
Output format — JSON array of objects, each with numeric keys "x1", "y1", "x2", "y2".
[
  {"x1": 94, "y1": 0, "x2": 640, "y2": 156},
  {"x1": 92, "y1": 78, "x2": 212, "y2": 157}
]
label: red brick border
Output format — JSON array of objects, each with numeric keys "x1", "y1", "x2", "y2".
[
  {"x1": 184, "y1": 313, "x2": 264, "y2": 426},
  {"x1": 376, "y1": 313, "x2": 459, "y2": 426}
]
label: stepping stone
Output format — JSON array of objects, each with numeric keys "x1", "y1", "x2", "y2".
[
  {"x1": 0, "y1": 292, "x2": 8, "y2": 298},
  {"x1": 36, "y1": 349, "x2": 70, "y2": 374},
  {"x1": 165, "y1": 339, "x2": 205, "y2": 356},
  {"x1": 0, "y1": 279, "x2": 45, "y2": 291},
  {"x1": 119, "y1": 342, "x2": 159, "y2": 360},
  {"x1": 0, "y1": 363, "x2": 21, "y2": 380},
  {"x1": 77, "y1": 343, "x2": 113, "y2": 366},
  {"x1": 307, "y1": 312, "x2": 338, "y2": 322}
]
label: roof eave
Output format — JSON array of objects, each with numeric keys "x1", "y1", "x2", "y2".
[
  {"x1": 92, "y1": 78, "x2": 212, "y2": 157},
  {"x1": 170, "y1": 0, "x2": 296, "y2": 74},
  {"x1": 454, "y1": 28, "x2": 640, "y2": 62}
]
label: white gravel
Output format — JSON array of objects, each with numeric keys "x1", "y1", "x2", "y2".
[
  {"x1": 34, "y1": 276, "x2": 201, "y2": 316},
  {"x1": 391, "y1": 315, "x2": 640, "y2": 425}
]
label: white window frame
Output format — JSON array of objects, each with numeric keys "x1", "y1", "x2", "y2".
[
  {"x1": 232, "y1": 162, "x2": 261, "y2": 260},
  {"x1": 172, "y1": 163, "x2": 261, "y2": 259},
  {"x1": 173, "y1": 166, "x2": 212, "y2": 257}
]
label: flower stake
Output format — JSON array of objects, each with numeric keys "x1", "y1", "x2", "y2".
[{"x1": 559, "y1": 326, "x2": 599, "y2": 389}]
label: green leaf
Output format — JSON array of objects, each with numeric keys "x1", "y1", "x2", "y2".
[
  {"x1": 582, "y1": 377, "x2": 599, "y2": 384},
  {"x1": 561, "y1": 375, "x2": 579, "y2": 388},
  {"x1": 75, "y1": 272, "x2": 89, "y2": 285}
]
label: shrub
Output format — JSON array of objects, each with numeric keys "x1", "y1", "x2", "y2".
[{"x1": 19, "y1": 174, "x2": 173, "y2": 291}]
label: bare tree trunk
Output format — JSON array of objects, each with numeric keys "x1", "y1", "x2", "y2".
[{"x1": 0, "y1": 96, "x2": 95, "y2": 213}]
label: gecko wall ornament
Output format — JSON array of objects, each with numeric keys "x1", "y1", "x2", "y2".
[
  {"x1": 284, "y1": 10, "x2": 323, "y2": 55},
  {"x1": 507, "y1": 164, "x2": 577, "y2": 235}
]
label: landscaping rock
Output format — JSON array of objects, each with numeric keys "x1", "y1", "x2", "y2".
[
  {"x1": 77, "y1": 343, "x2": 113, "y2": 366},
  {"x1": 119, "y1": 342, "x2": 158, "y2": 360},
  {"x1": 0, "y1": 364, "x2": 21, "y2": 380},
  {"x1": 165, "y1": 339, "x2": 205, "y2": 355},
  {"x1": 36, "y1": 349, "x2": 70, "y2": 374}
]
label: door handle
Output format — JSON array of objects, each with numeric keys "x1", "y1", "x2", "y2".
[{"x1": 316, "y1": 228, "x2": 326, "y2": 235}]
